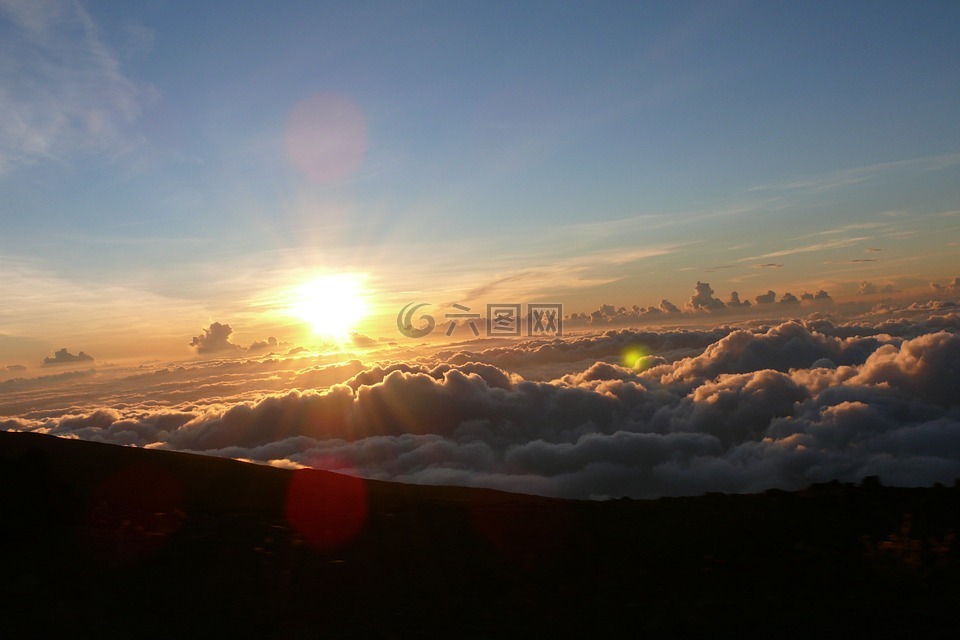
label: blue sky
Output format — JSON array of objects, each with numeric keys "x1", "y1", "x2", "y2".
[{"x1": 2, "y1": 0, "x2": 960, "y2": 363}]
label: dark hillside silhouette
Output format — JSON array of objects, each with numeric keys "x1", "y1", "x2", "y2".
[{"x1": 2, "y1": 431, "x2": 959, "y2": 638}]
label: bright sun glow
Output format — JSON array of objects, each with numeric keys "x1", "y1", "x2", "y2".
[{"x1": 289, "y1": 273, "x2": 369, "y2": 341}]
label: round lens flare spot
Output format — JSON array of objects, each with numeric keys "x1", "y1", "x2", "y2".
[
  {"x1": 284, "y1": 468, "x2": 368, "y2": 550},
  {"x1": 621, "y1": 346, "x2": 649, "y2": 369},
  {"x1": 285, "y1": 93, "x2": 367, "y2": 184},
  {"x1": 289, "y1": 273, "x2": 369, "y2": 341}
]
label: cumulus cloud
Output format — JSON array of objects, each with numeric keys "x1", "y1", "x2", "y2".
[
  {"x1": 686, "y1": 281, "x2": 726, "y2": 312},
  {"x1": 657, "y1": 299, "x2": 678, "y2": 314},
  {"x1": 848, "y1": 331, "x2": 960, "y2": 407},
  {"x1": 800, "y1": 290, "x2": 833, "y2": 304},
  {"x1": 189, "y1": 322, "x2": 242, "y2": 355},
  {"x1": 561, "y1": 281, "x2": 838, "y2": 328},
  {"x1": 727, "y1": 291, "x2": 750, "y2": 308},
  {"x1": 569, "y1": 298, "x2": 681, "y2": 326},
  {"x1": 42, "y1": 348, "x2": 94, "y2": 367},
  {"x1": 857, "y1": 281, "x2": 878, "y2": 296},
  {"x1": 6, "y1": 309, "x2": 960, "y2": 500},
  {"x1": 248, "y1": 336, "x2": 280, "y2": 352},
  {"x1": 931, "y1": 277, "x2": 960, "y2": 296},
  {"x1": 755, "y1": 290, "x2": 776, "y2": 304}
]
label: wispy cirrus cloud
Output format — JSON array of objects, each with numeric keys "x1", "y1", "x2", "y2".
[
  {"x1": 746, "y1": 152, "x2": 960, "y2": 195},
  {"x1": 0, "y1": 0, "x2": 155, "y2": 173},
  {"x1": 735, "y1": 236, "x2": 870, "y2": 263}
]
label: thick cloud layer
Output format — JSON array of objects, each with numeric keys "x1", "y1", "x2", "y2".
[{"x1": 3, "y1": 311, "x2": 960, "y2": 499}]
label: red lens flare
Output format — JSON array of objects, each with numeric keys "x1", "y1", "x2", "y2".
[{"x1": 284, "y1": 467, "x2": 368, "y2": 550}]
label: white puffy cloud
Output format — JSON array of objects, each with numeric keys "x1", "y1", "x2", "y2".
[
  {"x1": 189, "y1": 322, "x2": 242, "y2": 354},
  {"x1": 189, "y1": 324, "x2": 300, "y2": 355},
  {"x1": 4, "y1": 310, "x2": 960, "y2": 500},
  {"x1": 686, "y1": 281, "x2": 726, "y2": 312}
]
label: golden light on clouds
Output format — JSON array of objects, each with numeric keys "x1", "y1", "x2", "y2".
[{"x1": 287, "y1": 273, "x2": 370, "y2": 341}]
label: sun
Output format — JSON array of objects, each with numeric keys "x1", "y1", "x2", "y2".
[{"x1": 289, "y1": 273, "x2": 370, "y2": 341}]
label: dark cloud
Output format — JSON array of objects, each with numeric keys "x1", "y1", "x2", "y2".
[
  {"x1": 857, "y1": 281, "x2": 878, "y2": 296},
  {"x1": 559, "y1": 282, "x2": 838, "y2": 328},
  {"x1": 189, "y1": 322, "x2": 242, "y2": 355},
  {"x1": 6, "y1": 364, "x2": 27, "y2": 372},
  {"x1": 570, "y1": 298, "x2": 681, "y2": 326},
  {"x1": 755, "y1": 263, "x2": 783, "y2": 268},
  {"x1": 726, "y1": 291, "x2": 750, "y2": 308},
  {"x1": 42, "y1": 348, "x2": 94, "y2": 367}
]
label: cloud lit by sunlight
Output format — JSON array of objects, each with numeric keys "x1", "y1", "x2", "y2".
[
  {"x1": 2, "y1": 0, "x2": 960, "y2": 510},
  {"x1": 6, "y1": 304, "x2": 960, "y2": 500}
]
